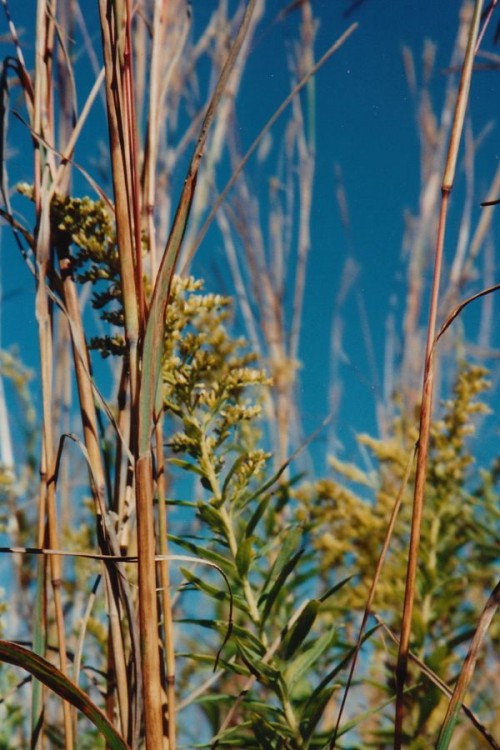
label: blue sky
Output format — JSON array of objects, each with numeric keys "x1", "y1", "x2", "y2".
[{"x1": 0, "y1": 0, "x2": 498, "y2": 471}]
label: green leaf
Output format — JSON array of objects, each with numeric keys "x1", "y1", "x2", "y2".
[
  {"x1": 166, "y1": 457, "x2": 207, "y2": 478},
  {"x1": 168, "y1": 534, "x2": 235, "y2": 572},
  {"x1": 299, "y1": 686, "x2": 337, "y2": 741},
  {"x1": 0, "y1": 640, "x2": 130, "y2": 749},
  {"x1": 319, "y1": 576, "x2": 353, "y2": 603},
  {"x1": 235, "y1": 536, "x2": 255, "y2": 577},
  {"x1": 259, "y1": 548, "x2": 303, "y2": 625},
  {"x1": 258, "y1": 527, "x2": 303, "y2": 623},
  {"x1": 222, "y1": 453, "x2": 251, "y2": 498},
  {"x1": 307, "y1": 624, "x2": 380, "y2": 702},
  {"x1": 206, "y1": 720, "x2": 254, "y2": 747},
  {"x1": 246, "y1": 467, "x2": 305, "y2": 513},
  {"x1": 281, "y1": 599, "x2": 320, "y2": 660},
  {"x1": 183, "y1": 413, "x2": 202, "y2": 440},
  {"x1": 245, "y1": 474, "x2": 304, "y2": 539},
  {"x1": 237, "y1": 640, "x2": 281, "y2": 688},
  {"x1": 250, "y1": 717, "x2": 277, "y2": 750},
  {"x1": 196, "y1": 502, "x2": 227, "y2": 535},
  {"x1": 260, "y1": 527, "x2": 302, "y2": 592},
  {"x1": 182, "y1": 653, "x2": 251, "y2": 678},
  {"x1": 180, "y1": 567, "x2": 229, "y2": 601},
  {"x1": 282, "y1": 628, "x2": 335, "y2": 691},
  {"x1": 178, "y1": 619, "x2": 266, "y2": 656},
  {"x1": 250, "y1": 714, "x2": 296, "y2": 745},
  {"x1": 245, "y1": 492, "x2": 272, "y2": 537}
]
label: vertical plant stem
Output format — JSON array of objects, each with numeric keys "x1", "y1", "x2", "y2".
[
  {"x1": 135, "y1": 454, "x2": 164, "y2": 749},
  {"x1": 155, "y1": 420, "x2": 177, "y2": 750},
  {"x1": 135, "y1": 6, "x2": 258, "y2": 745},
  {"x1": 142, "y1": 0, "x2": 168, "y2": 278},
  {"x1": 123, "y1": 0, "x2": 145, "y2": 329},
  {"x1": 98, "y1": 0, "x2": 149, "y2": 740},
  {"x1": 57, "y1": 245, "x2": 131, "y2": 738},
  {"x1": 98, "y1": 0, "x2": 140, "y2": 405},
  {"x1": 394, "y1": 3, "x2": 484, "y2": 747},
  {"x1": 32, "y1": 1, "x2": 72, "y2": 746}
]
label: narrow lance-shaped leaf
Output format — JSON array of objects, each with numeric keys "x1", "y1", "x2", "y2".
[
  {"x1": 260, "y1": 548, "x2": 304, "y2": 626},
  {"x1": 260, "y1": 526, "x2": 302, "y2": 599},
  {"x1": 0, "y1": 640, "x2": 131, "y2": 750},
  {"x1": 282, "y1": 628, "x2": 336, "y2": 691},
  {"x1": 281, "y1": 599, "x2": 320, "y2": 660}
]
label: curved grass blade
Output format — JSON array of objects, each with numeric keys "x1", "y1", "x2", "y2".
[
  {"x1": 436, "y1": 581, "x2": 500, "y2": 750},
  {"x1": 0, "y1": 640, "x2": 130, "y2": 750}
]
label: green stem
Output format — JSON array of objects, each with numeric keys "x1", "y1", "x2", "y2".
[{"x1": 200, "y1": 433, "x2": 263, "y2": 630}]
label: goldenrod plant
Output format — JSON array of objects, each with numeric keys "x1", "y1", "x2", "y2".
[{"x1": 297, "y1": 363, "x2": 499, "y2": 748}]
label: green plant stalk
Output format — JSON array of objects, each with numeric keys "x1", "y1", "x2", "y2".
[
  {"x1": 394, "y1": 2, "x2": 484, "y2": 747},
  {"x1": 220, "y1": 504, "x2": 262, "y2": 629},
  {"x1": 212, "y1": 597, "x2": 313, "y2": 745},
  {"x1": 200, "y1": 432, "x2": 263, "y2": 630},
  {"x1": 282, "y1": 690, "x2": 301, "y2": 742}
]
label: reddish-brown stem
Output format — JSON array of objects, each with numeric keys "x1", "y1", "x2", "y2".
[{"x1": 394, "y1": 1, "x2": 484, "y2": 744}]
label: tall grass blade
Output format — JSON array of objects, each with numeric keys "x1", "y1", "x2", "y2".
[
  {"x1": 436, "y1": 581, "x2": 500, "y2": 750},
  {"x1": 0, "y1": 640, "x2": 131, "y2": 750}
]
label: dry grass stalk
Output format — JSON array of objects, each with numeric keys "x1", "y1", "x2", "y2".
[
  {"x1": 1, "y1": 1, "x2": 497, "y2": 747},
  {"x1": 133, "y1": 2, "x2": 260, "y2": 745},
  {"x1": 32, "y1": 2, "x2": 72, "y2": 746},
  {"x1": 394, "y1": 2, "x2": 485, "y2": 746}
]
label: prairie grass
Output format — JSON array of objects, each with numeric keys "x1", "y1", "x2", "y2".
[{"x1": 0, "y1": 1, "x2": 498, "y2": 749}]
